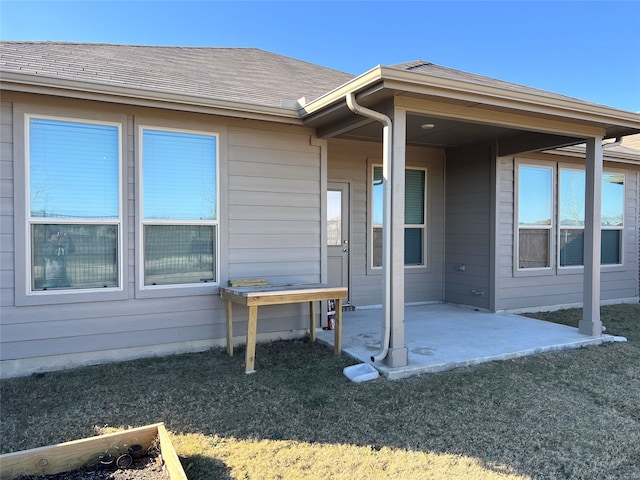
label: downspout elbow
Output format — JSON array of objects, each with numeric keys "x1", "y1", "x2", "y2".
[
  {"x1": 602, "y1": 136, "x2": 622, "y2": 149},
  {"x1": 346, "y1": 91, "x2": 391, "y2": 128}
]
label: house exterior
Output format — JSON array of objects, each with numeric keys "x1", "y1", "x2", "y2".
[{"x1": 1, "y1": 42, "x2": 639, "y2": 377}]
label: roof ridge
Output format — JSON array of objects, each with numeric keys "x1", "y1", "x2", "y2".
[
  {"x1": 0, "y1": 40, "x2": 261, "y2": 51},
  {"x1": 405, "y1": 60, "x2": 433, "y2": 70},
  {"x1": 388, "y1": 59, "x2": 433, "y2": 70}
]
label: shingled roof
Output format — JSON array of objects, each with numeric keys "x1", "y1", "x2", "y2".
[
  {"x1": 2, "y1": 41, "x2": 637, "y2": 126},
  {"x1": 387, "y1": 60, "x2": 607, "y2": 108},
  {"x1": 0, "y1": 41, "x2": 355, "y2": 109}
]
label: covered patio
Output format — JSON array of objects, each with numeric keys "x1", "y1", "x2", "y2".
[
  {"x1": 307, "y1": 63, "x2": 640, "y2": 371},
  {"x1": 317, "y1": 303, "x2": 618, "y2": 380}
]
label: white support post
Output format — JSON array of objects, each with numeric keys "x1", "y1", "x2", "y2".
[
  {"x1": 385, "y1": 106, "x2": 409, "y2": 367},
  {"x1": 580, "y1": 137, "x2": 603, "y2": 336}
]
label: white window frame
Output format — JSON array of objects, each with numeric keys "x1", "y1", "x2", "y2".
[
  {"x1": 137, "y1": 125, "x2": 220, "y2": 295},
  {"x1": 22, "y1": 113, "x2": 124, "y2": 302},
  {"x1": 557, "y1": 165, "x2": 625, "y2": 269},
  {"x1": 600, "y1": 171, "x2": 625, "y2": 267},
  {"x1": 515, "y1": 159, "x2": 626, "y2": 276},
  {"x1": 558, "y1": 165, "x2": 586, "y2": 270},
  {"x1": 515, "y1": 161, "x2": 555, "y2": 274},
  {"x1": 369, "y1": 163, "x2": 428, "y2": 271}
]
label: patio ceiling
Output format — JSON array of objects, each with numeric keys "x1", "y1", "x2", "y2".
[
  {"x1": 334, "y1": 113, "x2": 529, "y2": 148},
  {"x1": 312, "y1": 101, "x2": 585, "y2": 154}
]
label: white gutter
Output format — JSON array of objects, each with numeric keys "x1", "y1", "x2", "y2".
[
  {"x1": 345, "y1": 91, "x2": 391, "y2": 363},
  {"x1": 303, "y1": 66, "x2": 640, "y2": 135},
  {"x1": 545, "y1": 143, "x2": 640, "y2": 165},
  {"x1": 1, "y1": 72, "x2": 303, "y2": 124}
]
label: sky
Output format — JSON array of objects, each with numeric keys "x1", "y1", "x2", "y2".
[{"x1": 1, "y1": 0, "x2": 639, "y2": 112}]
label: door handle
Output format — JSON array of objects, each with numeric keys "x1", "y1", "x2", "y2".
[{"x1": 343, "y1": 248, "x2": 349, "y2": 253}]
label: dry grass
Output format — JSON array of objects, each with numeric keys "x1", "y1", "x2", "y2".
[{"x1": 1, "y1": 304, "x2": 639, "y2": 479}]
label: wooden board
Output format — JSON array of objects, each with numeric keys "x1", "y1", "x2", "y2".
[
  {"x1": 220, "y1": 284, "x2": 347, "y2": 306},
  {"x1": 229, "y1": 278, "x2": 268, "y2": 287},
  {"x1": 0, "y1": 423, "x2": 187, "y2": 480}
]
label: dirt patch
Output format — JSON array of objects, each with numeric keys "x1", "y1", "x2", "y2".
[{"x1": 12, "y1": 453, "x2": 168, "y2": 480}]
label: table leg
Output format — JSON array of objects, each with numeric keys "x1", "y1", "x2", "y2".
[
  {"x1": 245, "y1": 305, "x2": 258, "y2": 374},
  {"x1": 226, "y1": 300, "x2": 234, "y2": 356},
  {"x1": 335, "y1": 298, "x2": 343, "y2": 354},
  {"x1": 309, "y1": 301, "x2": 316, "y2": 342}
]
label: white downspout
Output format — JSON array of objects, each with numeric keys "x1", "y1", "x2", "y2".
[{"x1": 345, "y1": 91, "x2": 391, "y2": 362}]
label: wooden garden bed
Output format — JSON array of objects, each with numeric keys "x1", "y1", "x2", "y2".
[{"x1": 0, "y1": 423, "x2": 187, "y2": 480}]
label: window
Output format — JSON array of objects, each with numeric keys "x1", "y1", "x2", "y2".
[
  {"x1": 327, "y1": 190, "x2": 342, "y2": 246},
  {"x1": 28, "y1": 117, "x2": 121, "y2": 291},
  {"x1": 600, "y1": 173, "x2": 624, "y2": 264},
  {"x1": 558, "y1": 168, "x2": 585, "y2": 266},
  {"x1": 517, "y1": 165, "x2": 553, "y2": 269},
  {"x1": 558, "y1": 169, "x2": 624, "y2": 267},
  {"x1": 516, "y1": 162, "x2": 625, "y2": 272},
  {"x1": 140, "y1": 128, "x2": 218, "y2": 287},
  {"x1": 372, "y1": 165, "x2": 426, "y2": 268}
]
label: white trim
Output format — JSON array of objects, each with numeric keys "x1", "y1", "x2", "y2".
[
  {"x1": 6, "y1": 66, "x2": 640, "y2": 134},
  {"x1": 514, "y1": 161, "x2": 555, "y2": 274},
  {"x1": 2, "y1": 72, "x2": 302, "y2": 123},
  {"x1": 23, "y1": 114, "x2": 124, "y2": 298},
  {"x1": 515, "y1": 159, "x2": 627, "y2": 276},
  {"x1": 137, "y1": 125, "x2": 220, "y2": 292},
  {"x1": 369, "y1": 162, "x2": 428, "y2": 271},
  {"x1": 557, "y1": 165, "x2": 626, "y2": 269}
]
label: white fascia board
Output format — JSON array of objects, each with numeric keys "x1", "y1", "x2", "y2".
[
  {"x1": 299, "y1": 66, "x2": 385, "y2": 115},
  {"x1": 377, "y1": 67, "x2": 640, "y2": 129},
  {"x1": 546, "y1": 145, "x2": 640, "y2": 165},
  {"x1": 1, "y1": 72, "x2": 304, "y2": 124},
  {"x1": 302, "y1": 66, "x2": 640, "y2": 132}
]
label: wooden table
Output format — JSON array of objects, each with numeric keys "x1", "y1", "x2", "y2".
[{"x1": 220, "y1": 284, "x2": 348, "y2": 373}]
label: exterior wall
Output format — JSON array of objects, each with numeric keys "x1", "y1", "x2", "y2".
[
  {"x1": 623, "y1": 137, "x2": 640, "y2": 296},
  {"x1": 444, "y1": 144, "x2": 493, "y2": 310},
  {"x1": 495, "y1": 153, "x2": 639, "y2": 312},
  {"x1": 0, "y1": 93, "x2": 323, "y2": 377},
  {"x1": 327, "y1": 139, "x2": 445, "y2": 307},
  {"x1": 622, "y1": 134, "x2": 640, "y2": 150},
  {"x1": 1, "y1": 102, "x2": 13, "y2": 313}
]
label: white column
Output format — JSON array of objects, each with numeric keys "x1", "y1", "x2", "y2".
[
  {"x1": 580, "y1": 137, "x2": 603, "y2": 336},
  {"x1": 385, "y1": 106, "x2": 409, "y2": 367}
]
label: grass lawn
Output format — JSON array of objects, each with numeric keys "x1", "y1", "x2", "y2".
[{"x1": 1, "y1": 304, "x2": 639, "y2": 479}]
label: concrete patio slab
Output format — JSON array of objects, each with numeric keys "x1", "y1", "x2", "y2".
[{"x1": 317, "y1": 303, "x2": 615, "y2": 380}]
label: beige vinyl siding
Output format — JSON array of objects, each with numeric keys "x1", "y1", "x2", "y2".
[
  {"x1": 444, "y1": 145, "x2": 493, "y2": 309},
  {"x1": 327, "y1": 140, "x2": 373, "y2": 304},
  {"x1": 1, "y1": 102, "x2": 14, "y2": 309},
  {"x1": 227, "y1": 126, "x2": 321, "y2": 284},
  {"x1": 495, "y1": 155, "x2": 639, "y2": 311},
  {"x1": 0, "y1": 93, "x2": 323, "y2": 376},
  {"x1": 327, "y1": 139, "x2": 445, "y2": 307},
  {"x1": 225, "y1": 126, "x2": 323, "y2": 337},
  {"x1": 622, "y1": 134, "x2": 640, "y2": 150}
]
